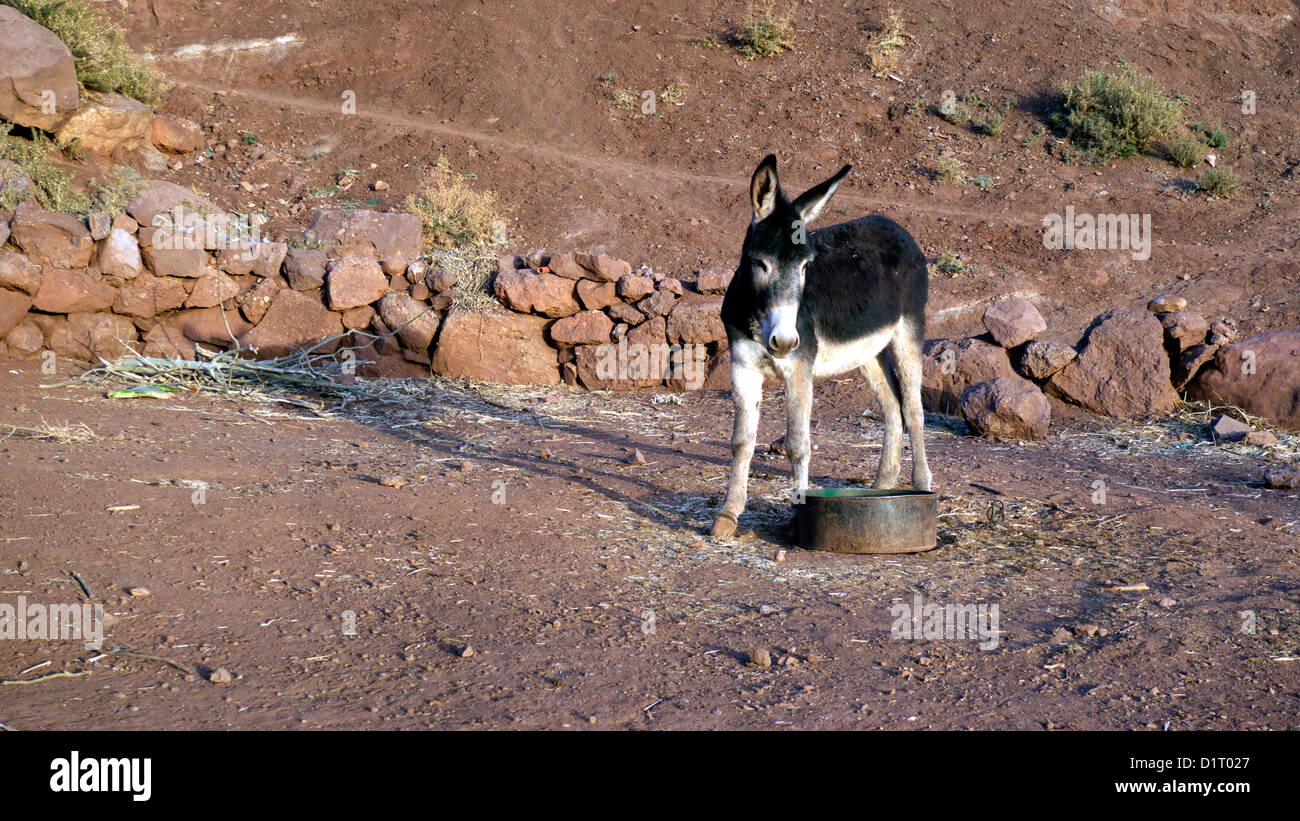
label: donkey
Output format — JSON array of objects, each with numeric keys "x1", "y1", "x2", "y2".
[{"x1": 710, "y1": 154, "x2": 931, "y2": 539}]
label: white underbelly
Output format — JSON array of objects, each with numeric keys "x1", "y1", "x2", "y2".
[{"x1": 812, "y1": 324, "x2": 896, "y2": 378}]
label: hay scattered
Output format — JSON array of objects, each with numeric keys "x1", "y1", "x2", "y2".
[{"x1": 0, "y1": 419, "x2": 98, "y2": 443}]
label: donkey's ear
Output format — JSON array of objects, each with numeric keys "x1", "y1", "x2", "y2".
[
  {"x1": 750, "y1": 154, "x2": 780, "y2": 222},
  {"x1": 793, "y1": 164, "x2": 851, "y2": 225}
]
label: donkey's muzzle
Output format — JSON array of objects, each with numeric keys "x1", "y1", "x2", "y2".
[{"x1": 767, "y1": 332, "x2": 799, "y2": 358}]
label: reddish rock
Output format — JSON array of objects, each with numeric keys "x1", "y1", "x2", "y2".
[
  {"x1": 493, "y1": 268, "x2": 579, "y2": 317},
  {"x1": 176, "y1": 307, "x2": 252, "y2": 346},
  {"x1": 431, "y1": 309, "x2": 558, "y2": 385},
  {"x1": 637, "y1": 289, "x2": 679, "y2": 318},
  {"x1": 142, "y1": 244, "x2": 208, "y2": 277},
  {"x1": 659, "y1": 278, "x2": 684, "y2": 296},
  {"x1": 54, "y1": 92, "x2": 152, "y2": 158},
  {"x1": 0, "y1": 287, "x2": 32, "y2": 337},
  {"x1": 409, "y1": 282, "x2": 430, "y2": 301},
  {"x1": 48, "y1": 312, "x2": 138, "y2": 361},
  {"x1": 1264, "y1": 466, "x2": 1300, "y2": 490},
  {"x1": 426, "y1": 268, "x2": 457, "y2": 293},
  {"x1": 1187, "y1": 330, "x2": 1300, "y2": 430},
  {"x1": 922, "y1": 336, "x2": 1021, "y2": 414},
  {"x1": 9, "y1": 202, "x2": 92, "y2": 268},
  {"x1": 0, "y1": 7, "x2": 79, "y2": 131},
  {"x1": 607, "y1": 302, "x2": 645, "y2": 325},
  {"x1": 430, "y1": 291, "x2": 454, "y2": 311},
  {"x1": 1048, "y1": 308, "x2": 1177, "y2": 418},
  {"x1": 304, "y1": 209, "x2": 422, "y2": 260},
  {"x1": 284, "y1": 248, "x2": 327, "y2": 290},
  {"x1": 376, "y1": 291, "x2": 439, "y2": 352},
  {"x1": 250, "y1": 241, "x2": 288, "y2": 278},
  {"x1": 86, "y1": 212, "x2": 111, "y2": 241},
  {"x1": 549, "y1": 310, "x2": 614, "y2": 347},
  {"x1": 1208, "y1": 318, "x2": 1237, "y2": 346},
  {"x1": 576, "y1": 279, "x2": 619, "y2": 310},
  {"x1": 4, "y1": 318, "x2": 44, "y2": 358},
  {"x1": 982, "y1": 297, "x2": 1046, "y2": 348},
  {"x1": 616, "y1": 274, "x2": 654, "y2": 302},
  {"x1": 184, "y1": 269, "x2": 241, "y2": 309},
  {"x1": 1016, "y1": 340, "x2": 1077, "y2": 380},
  {"x1": 33, "y1": 268, "x2": 115, "y2": 313},
  {"x1": 215, "y1": 241, "x2": 259, "y2": 276},
  {"x1": 238, "y1": 288, "x2": 344, "y2": 357},
  {"x1": 97, "y1": 228, "x2": 143, "y2": 279},
  {"x1": 960, "y1": 377, "x2": 1051, "y2": 440},
  {"x1": 546, "y1": 252, "x2": 590, "y2": 280},
  {"x1": 0, "y1": 250, "x2": 41, "y2": 295},
  {"x1": 141, "y1": 321, "x2": 196, "y2": 360},
  {"x1": 1173, "y1": 343, "x2": 1219, "y2": 390},
  {"x1": 1210, "y1": 414, "x2": 1251, "y2": 442},
  {"x1": 237, "y1": 276, "x2": 283, "y2": 324},
  {"x1": 666, "y1": 299, "x2": 726, "y2": 344},
  {"x1": 1160, "y1": 311, "x2": 1208, "y2": 352},
  {"x1": 151, "y1": 115, "x2": 206, "y2": 153},
  {"x1": 112, "y1": 274, "x2": 188, "y2": 318},
  {"x1": 127, "y1": 181, "x2": 227, "y2": 237},
  {"x1": 695, "y1": 268, "x2": 733, "y2": 294},
  {"x1": 381, "y1": 256, "x2": 410, "y2": 277},
  {"x1": 340, "y1": 305, "x2": 376, "y2": 331},
  {"x1": 576, "y1": 253, "x2": 631, "y2": 282},
  {"x1": 326, "y1": 256, "x2": 387, "y2": 310}
]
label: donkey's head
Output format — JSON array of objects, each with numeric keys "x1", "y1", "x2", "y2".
[{"x1": 740, "y1": 154, "x2": 851, "y2": 358}]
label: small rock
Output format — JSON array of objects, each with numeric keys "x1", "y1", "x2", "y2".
[
  {"x1": 1158, "y1": 597, "x2": 1177, "y2": 608},
  {"x1": 626, "y1": 448, "x2": 646, "y2": 465},
  {"x1": 457, "y1": 460, "x2": 474, "y2": 473},
  {"x1": 774, "y1": 549, "x2": 787, "y2": 563},
  {"x1": 1074, "y1": 624, "x2": 1099, "y2": 637},
  {"x1": 1207, "y1": 319, "x2": 1237, "y2": 345},
  {"x1": 16, "y1": 560, "x2": 29, "y2": 571},
  {"x1": 1244, "y1": 430, "x2": 1278, "y2": 447},
  {"x1": 372, "y1": 181, "x2": 390, "y2": 191},
  {"x1": 459, "y1": 644, "x2": 475, "y2": 658},
  {"x1": 127, "y1": 587, "x2": 151, "y2": 598},
  {"x1": 1147, "y1": 294, "x2": 1186, "y2": 313},
  {"x1": 379, "y1": 475, "x2": 407, "y2": 488},
  {"x1": 1263, "y1": 466, "x2": 1300, "y2": 490},
  {"x1": 747, "y1": 647, "x2": 772, "y2": 668},
  {"x1": 209, "y1": 668, "x2": 233, "y2": 685},
  {"x1": 1210, "y1": 414, "x2": 1251, "y2": 442},
  {"x1": 982, "y1": 297, "x2": 1046, "y2": 348}
]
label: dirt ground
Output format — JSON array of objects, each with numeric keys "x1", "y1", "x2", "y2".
[{"x1": 1, "y1": 359, "x2": 1296, "y2": 730}]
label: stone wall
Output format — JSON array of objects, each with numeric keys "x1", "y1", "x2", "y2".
[{"x1": 0, "y1": 181, "x2": 733, "y2": 390}]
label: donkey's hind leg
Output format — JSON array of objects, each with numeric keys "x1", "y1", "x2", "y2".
[
  {"x1": 890, "y1": 322, "x2": 931, "y2": 491},
  {"x1": 859, "y1": 353, "x2": 903, "y2": 489}
]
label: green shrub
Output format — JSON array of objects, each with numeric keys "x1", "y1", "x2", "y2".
[
  {"x1": 1196, "y1": 167, "x2": 1238, "y2": 199},
  {"x1": 1166, "y1": 137, "x2": 1206, "y2": 169},
  {"x1": 1053, "y1": 62, "x2": 1181, "y2": 161},
  {"x1": 3, "y1": 0, "x2": 164, "y2": 105},
  {"x1": 733, "y1": 3, "x2": 795, "y2": 59},
  {"x1": 0, "y1": 122, "x2": 89, "y2": 213}
]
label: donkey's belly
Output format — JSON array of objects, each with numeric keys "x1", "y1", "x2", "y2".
[{"x1": 812, "y1": 323, "x2": 896, "y2": 379}]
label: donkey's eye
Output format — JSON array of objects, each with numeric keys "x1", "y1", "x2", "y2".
[{"x1": 753, "y1": 259, "x2": 773, "y2": 278}]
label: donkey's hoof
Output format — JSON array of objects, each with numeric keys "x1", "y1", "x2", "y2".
[{"x1": 710, "y1": 515, "x2": 738, "y2": 539}]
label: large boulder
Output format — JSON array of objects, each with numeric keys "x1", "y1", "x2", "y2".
[
  {"x1": 111, "y1": 274, "x2": 188, "y2": 318},
  {"x1": 493, "y1": 268, "x2": 579, "y2": 317},
  {"x1": 128, "y1": 181, "x2": 228, "y2": 238},
  {"x1": 9, "y1": 202, "x2": 92, "y2": 268},
  {"x1": 1048, "y1": 308, "x2": 1177, "y2": 418},
  {"x1": 0, "y1": 250, "x2": 41, "y2": 296},
  {"x1": 47, "y1": 312, "x2": 138, "y2": 361},
  {"x1": 982, "y1": 297, "x2": 1046, "y2": 348},
  {"x1": 548, "y1": 310, "x2": 614, "y2": 347},
  {"x1": 304, "y1": 209, "x2": 422, "y2": 260},
  {"x1": 284, "y1": 248, "x2": 327, "y2": 290},
  {"x1": 174, "y1": 307, "x2": 252, "y2": 347},
  {"x1": 33, "y1": 268, "x2": 114, "y2": 313},
  {"x1": 376, "y1": 291, "x2": 439, "y2": 352},
  {"x1": 0, "y1": 286, "x2": 32, "y2": 337},
  {"x1": 431, "y1": 309, "x2": 558, "y2": 386},
  {"x1": 0, "y1": 7, "x2": 79, "y2": 131},
  {"x1": 238, "y1": 288, "x2": 344, "y2": 357},
  {"x1": 54, "y1": 93, "x2": 153, "y2": 158},
  {"x1": 922, "y1": 336, "x2": 1021, "y2": 415},
  {"x1": 960, "y1": 377, "x2": 1051, "y2": 441},
  {"x1": 184, "y1": 269, "x2": 241, "y2": 309},
  {"x1": 326, "y1": 256, "x2": 387, "y2": 311},
  {"x1": 4, "y1": 317, "x2": 45, "y2": 357},
  {"x1": 97, "y1": 228, "x2": 144, "y2": 279},
  {"x1": 1187, "y1": 330, "x2": 1300, "y2": 430},
  {"x1": 666, "y1": 298, "x2": 726, "y2": 344}
]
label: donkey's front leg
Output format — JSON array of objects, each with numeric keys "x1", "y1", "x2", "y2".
[
  {"x1": 784, "y1": 366, "x2": 814, "y2": 500},
  {"x1": 711, "y1": 362, "x2": 764, "y2": 538}
]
